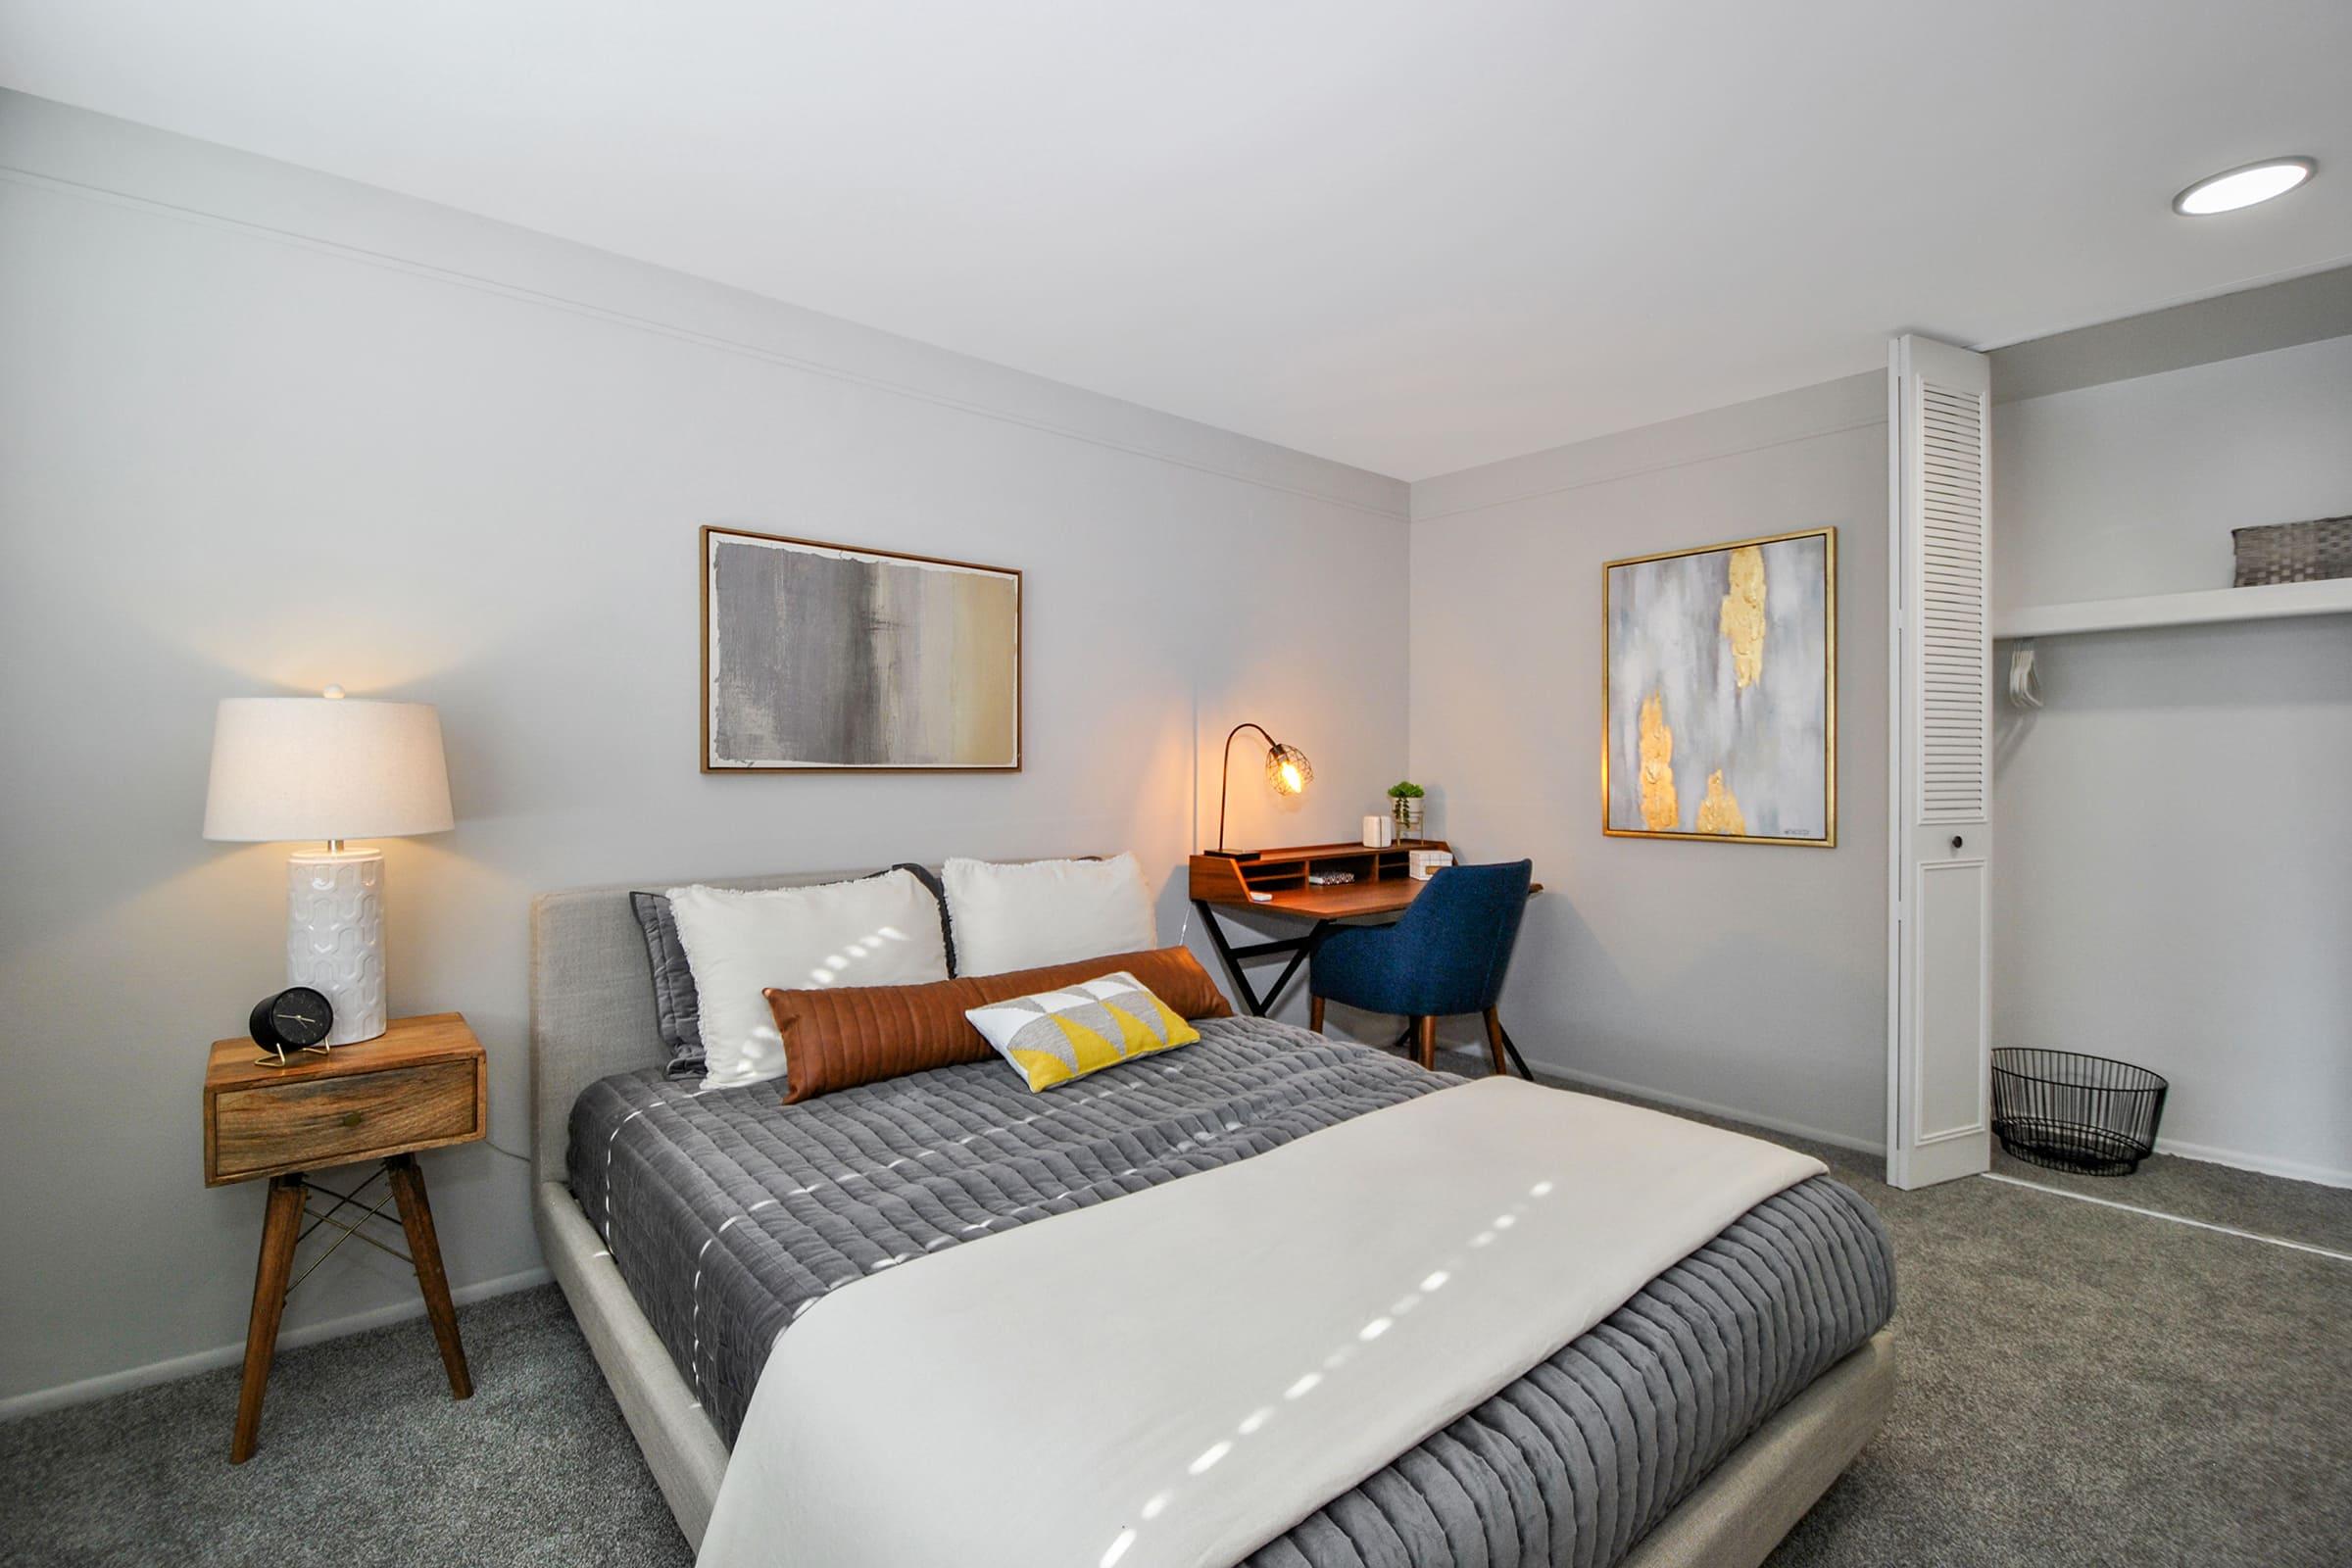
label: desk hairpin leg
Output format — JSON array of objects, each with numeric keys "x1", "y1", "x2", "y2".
[
  {"x1": 1493, "y1": 1020, "x2": 1536, "y2": 1082},
  {"x1": 1192, "y1": 900, "x2": 1330, "y2": 1018}
]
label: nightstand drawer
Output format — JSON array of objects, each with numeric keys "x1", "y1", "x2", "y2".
[{"x1": 211, "y1": 1058, "x2": 480, "y2": 1182}]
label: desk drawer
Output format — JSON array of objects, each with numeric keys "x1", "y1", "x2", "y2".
[{"x1": 211, "y1": 1058, "x2": 480, "y2": 1182}]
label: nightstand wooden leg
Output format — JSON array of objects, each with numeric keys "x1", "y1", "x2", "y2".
[
  {"x1": 385, "y1": 1153, "x2": 472, "y2": 1400},
  {"x1": 231, "y1": 1174, "x2": 305, "y2": 1464}
]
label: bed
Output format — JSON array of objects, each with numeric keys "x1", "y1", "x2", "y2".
[{"x1": 531, "y1": 869, "x2": 1895, "y2": 1567}]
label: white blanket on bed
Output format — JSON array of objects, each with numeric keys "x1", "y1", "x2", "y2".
[{"x1": 696, "y1": 1075, "x2": 1825, "y2": 1568}]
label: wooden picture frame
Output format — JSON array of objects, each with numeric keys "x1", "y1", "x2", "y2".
[
  {"x1": 701, "y1": 525, "x2": 1023, "y2": 773},
  {"x1": 1601, "y1": 526, "x2": 1836, "y2": 846}
]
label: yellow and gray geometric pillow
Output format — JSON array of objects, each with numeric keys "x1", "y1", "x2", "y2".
[{"x1": 964, "y1": 973, "x2": 1202, "y2": 1092}]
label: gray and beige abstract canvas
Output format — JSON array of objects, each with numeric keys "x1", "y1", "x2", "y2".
[{"x1": 710, "y1": 534, "x2": 1018, "y2": 768}]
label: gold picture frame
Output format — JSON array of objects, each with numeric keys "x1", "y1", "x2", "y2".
[{"x1": 1601, "y1": 526, "x2": 1836, "y2": 847}]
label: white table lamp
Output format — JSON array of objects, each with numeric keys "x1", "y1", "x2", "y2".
[{"x1": 203, "y1": 687, "x2": 454, "y2": 1047}]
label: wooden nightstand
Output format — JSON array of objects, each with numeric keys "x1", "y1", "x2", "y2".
[{"x1": 204, "y1": 1011, "x2": 487, "y2": 1462}]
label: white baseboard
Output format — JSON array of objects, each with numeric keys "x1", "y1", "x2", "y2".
[
  {"x1": 0, "y1": 1265, "x2": 552, "y2": 1423},
  {"x1": 1485, "y1": 1052, "x2": 1884, "y2": 1158},
  {"x1": 2154, "y1": 1136, "x2": 2352, "y2": 1191},
  {"x1": 1980, "y1": 1174, "x2": 2352, "y2": 1261},
  {"x1": 1487, "y1": 1053, "x2": 2349, "y2": 1189}
]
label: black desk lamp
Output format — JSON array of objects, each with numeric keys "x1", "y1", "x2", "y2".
[{"x1": 1208, "y1": 722, "x2": 1312, "y2": 858}]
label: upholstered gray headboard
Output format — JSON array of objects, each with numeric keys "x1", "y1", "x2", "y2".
[{"x1": 527, "y1": 867, "x2": 882, "y2": 1183}]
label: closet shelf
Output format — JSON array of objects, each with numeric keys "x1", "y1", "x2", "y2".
[{"x1": 1992, "y1": 577, "x2": 2352, "y2": 639}]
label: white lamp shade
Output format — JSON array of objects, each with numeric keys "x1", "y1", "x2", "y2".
[{"x1": 203, "y1": 697, "x2": 455, "y2": 843}]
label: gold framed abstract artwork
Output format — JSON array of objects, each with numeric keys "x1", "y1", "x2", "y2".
[
  {"x1": 701, "y1": 526, "x2": 1021, "y2": 772},
  {"x1": 1602, "y1": 527, "x2": 1836, "y2": 846}
]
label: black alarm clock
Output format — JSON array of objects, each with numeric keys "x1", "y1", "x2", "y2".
[{"x1": 250, "y1": 986, "x2": 335, "y2": 1066}]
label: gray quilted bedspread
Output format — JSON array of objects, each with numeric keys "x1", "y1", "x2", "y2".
[{"x1": 567, "y1": 1016, "x2": 1893, "y2": 1568}]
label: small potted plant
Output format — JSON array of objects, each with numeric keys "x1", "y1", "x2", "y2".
[{"x1": 1387, "y1": 780, "x2": 1426, "y2": 842}]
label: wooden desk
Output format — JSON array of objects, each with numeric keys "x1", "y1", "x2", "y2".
[{"x1": 1188, "y1": 842, "x2": 1539, "y2": 1077}]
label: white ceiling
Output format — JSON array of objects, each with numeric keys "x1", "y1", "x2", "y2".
[{"x1": 5, "y1": 2, "x2": 2350, "y2": 480}]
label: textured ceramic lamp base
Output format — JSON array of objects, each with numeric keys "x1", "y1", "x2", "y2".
[{"x1": 287, "y1": 849, "x2": 387, "y2": 1046}]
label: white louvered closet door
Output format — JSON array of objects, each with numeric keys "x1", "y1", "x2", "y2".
[{"x1": 1886, "y1": 334, "x2": 1992, "y2": 1190}]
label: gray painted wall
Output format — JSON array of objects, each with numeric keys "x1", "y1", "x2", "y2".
[
  {"x1": 1990, "y1": 333, "x2": 2352, "y2": 1184},
  {"x1": 1406, "y1": 373, "x2": 1890, "y2": 1150},
  {"x1": 0, "y1": 94, "x2": 1409, "y2": 1406}
]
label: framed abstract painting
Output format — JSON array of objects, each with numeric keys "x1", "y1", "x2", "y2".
[
  {"x1": 1602, "y1": 526, "x2": 1835, "y2": 846},
  {"x1": 701, "y1": 526, "x2": 1021, "y2": 772}
]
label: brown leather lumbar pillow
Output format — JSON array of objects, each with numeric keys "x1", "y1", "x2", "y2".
[{"x1": 766, "y1": 945, "x2": 1232, "y2": 1104}]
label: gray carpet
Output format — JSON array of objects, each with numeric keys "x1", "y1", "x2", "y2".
[
  {"x1": 5, "y1": 1062, "x2": 2347, "y2": 1568},
  {"x1": 0, "y1": 1288, "x2": 679, "y2": 1568},
  {"x1": 1773, "y1": 1152, "x2": 2352, "y2": 1568}
]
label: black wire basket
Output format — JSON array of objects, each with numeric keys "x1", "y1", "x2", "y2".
[{"x1": 1990, "y1": 1049, "x2": 2168, "y2": 1176}]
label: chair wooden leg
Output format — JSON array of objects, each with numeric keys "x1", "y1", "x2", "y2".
[
  {"x1": 1309, "y1": 996, "x2": 1325, "y2": 1035},
  {"x1": 1483, "y1": 1008, "x2": 1510, "y2": 1077},
  {"x1": 1414, "y1": 1016, "x2": 1437, "y2": 1070}
]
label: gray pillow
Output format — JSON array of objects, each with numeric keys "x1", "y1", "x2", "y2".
[
  {"x1": 630, "y1": 864, "x2": 955, "y2": 1079},
  {"x1": 629, "y1": 891, "x2": 705, "y2": 1077}
]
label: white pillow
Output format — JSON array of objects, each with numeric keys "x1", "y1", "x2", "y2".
[
  {"x1": 942, "y1": 853, "x2": 1155, "y2": 977},
  {"x1": 663, "y1": 871, "x2": 950, "y2": 1088}
]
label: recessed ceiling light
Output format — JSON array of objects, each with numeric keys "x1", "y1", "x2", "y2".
[{"x1": 2173, "y1": 157, "x2": 2316, "y2": 216}]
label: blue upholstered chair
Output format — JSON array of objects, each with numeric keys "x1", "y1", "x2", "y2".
[{"x1": 1308, "y1": 859, "x2": 1533, "y2": 1073}]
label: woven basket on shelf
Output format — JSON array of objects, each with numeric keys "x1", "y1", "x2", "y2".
[{"x1": 2232, "y1": 514, "x2": 2352, "y2": 586}]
